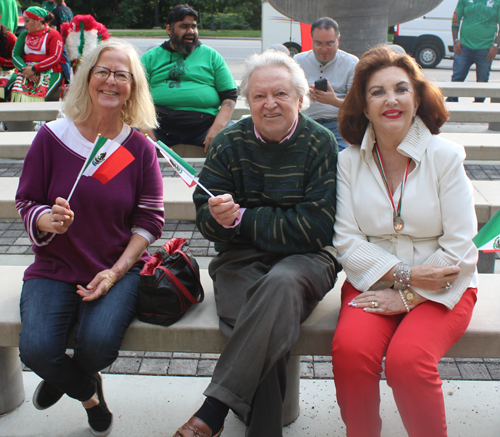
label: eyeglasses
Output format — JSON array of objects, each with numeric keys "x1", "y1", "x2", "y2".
[
  {"x1": 91, "y1": 66, "x2": 133, "y2": 84},
  {"x1": 313, "y1": 40, "x2": 338, "y2": 48}
]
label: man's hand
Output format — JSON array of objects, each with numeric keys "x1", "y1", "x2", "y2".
[
  {"x1": 208, "y1": 194, "x2": 240, "y2": 227},
  {"x1": 203, "y1": 123, "x2": 221, "y2": 152},
  {"x1": 309, "y1": 82, "x2": 343, "y2": 108},
  {"x1": 487, "y1": 45, "x2": 499, "y2": 61},
  {"x1": 204, "y1": 99, "x2": 236, "y2": 152},
  {"x1": 453, "y1": 40, "x2": 463, "y2": 55}
]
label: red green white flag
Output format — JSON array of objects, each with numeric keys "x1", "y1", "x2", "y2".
[
  {"x1": 473, "y1": 208, "x2": 500, "y2": 252},
  {"x1": 67, "y1": 135, "x2": 135, "y2": 201},
  {"x1": 81, "y1": 136, "x2": 135, "y2": 184},
  {"x1": 145, "y1": 136, "x2": 214, "y2": 197}
]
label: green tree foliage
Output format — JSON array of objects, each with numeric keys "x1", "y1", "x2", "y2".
[{"x1": 18, "y1": 0, "x2": 262, "y2": 30}]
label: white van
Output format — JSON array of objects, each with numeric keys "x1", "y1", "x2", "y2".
[
  {"x1": 393, "y1": 0, "x2": 456, "y2": 68},
  {"x1": 261, "y1": 1, "x2": 311, "y2": 56}
]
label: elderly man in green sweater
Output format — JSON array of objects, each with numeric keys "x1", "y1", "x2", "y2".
[{"x1": 173, "y1": 50, "x2": 341, "y2": 437}]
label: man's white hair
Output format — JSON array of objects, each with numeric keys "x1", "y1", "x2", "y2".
[{"x1": 240, "y1": 50, "x2": 310, "y2": 110}]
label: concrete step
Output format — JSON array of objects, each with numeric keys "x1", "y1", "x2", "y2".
[
  {"x1": 438, "y1": 81, "x2": 500, "y2": 98},
  {"x1": 1, "y1": 177, "x2": 196, "y2": 221},
  {"x1": 2, "y1": 130, "x2": 499, "y2": 161},
  {"x1": 446, "y1": 102, "x2": 500, "y2": 123},
  {"x1": 4, "y1": 178, "x2": 499, "y2": 222}
]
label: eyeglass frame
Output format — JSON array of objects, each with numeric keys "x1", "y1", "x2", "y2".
[
  {"x1": 312, "y1": 39, "x2": 338, "y2": 49},
  {"x1": 90, "y1": 66, "x2": 134, "y2": 84}
]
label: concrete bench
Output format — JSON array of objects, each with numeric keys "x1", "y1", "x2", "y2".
[
  {"x1": 0, "y1": 177, "x2": 197, "y2": 222},
  {"x1": 438, "y1": 133, "x2": 500, "y2": 161},
  {"x1": 1, "y1": 265, "x2": 499, "y2": 418},
  {"x1": 446, "y1": 102, "x2": 500, "y2": 124},
  {"x1": 0, "y1": 175, "x2": 498, "y2": 270},
  {"x1": 438, "y1": 81, "x2": 500, "y2": 99},
  {"x1": 2, "y1": 176, "x2": 500, "y2": 222},
  {"x1": 3, "y1": 131, "x2": 500, "y2": 161},
  {"x1": 0, "y1": 101, "x2": 250, "y2": 130}
]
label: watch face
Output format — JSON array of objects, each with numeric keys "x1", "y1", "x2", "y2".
[{"x1": 405, "y1": 291, "x2": 415, "y2": 300}]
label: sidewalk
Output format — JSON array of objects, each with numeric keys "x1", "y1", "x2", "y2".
[{"x1": 1, "y1": 372, "x2": 499, "y2": 436}]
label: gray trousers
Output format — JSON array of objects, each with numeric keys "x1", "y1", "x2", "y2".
[{"x1": 204, "y1": 247, "x2": 339, "y2": 436}]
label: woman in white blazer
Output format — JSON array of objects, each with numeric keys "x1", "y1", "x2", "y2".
[{"x1": 331, "y1": 45, "x2": 478, "y2": 437}]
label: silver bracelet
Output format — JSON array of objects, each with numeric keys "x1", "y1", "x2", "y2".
[
  {"x1": 398, "y1": 290, "x2": 411, "y2": 313},
  {"x1": 393, "y1": 263, "x2": 411, "y2": 288}
]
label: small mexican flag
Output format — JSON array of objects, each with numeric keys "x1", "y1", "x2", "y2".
[
  {"x1": 473, "y1": 209, "x2": 500, "y2": 252},
  {"x1": 155, "y1": 140, "x2": 197, "y2": 187},
  {"x1": 82, "y1": 135, "x2": 135, "y2": 184},
  {"x1": 145, "y1": 136, "x2": 214, "y2": 197},
  {"x1": 67, "y1": 135, "x2": 135, "y2": 201}
]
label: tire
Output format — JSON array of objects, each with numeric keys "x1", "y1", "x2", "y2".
[
  {"x1": 415, "y1": 42, "x2": 442, "y2": 68},
  {"x1": 284, "y1": 42, "x2": 301, "y2": 57}
]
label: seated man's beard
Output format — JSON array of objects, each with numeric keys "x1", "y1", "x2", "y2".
[{"x1": 172, "y1": 33, "x2": 198, "y2": 55}]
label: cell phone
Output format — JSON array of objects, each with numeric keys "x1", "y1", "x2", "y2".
[{"x1": 314, "y1": 78, "x2": 328, "y2": 92}]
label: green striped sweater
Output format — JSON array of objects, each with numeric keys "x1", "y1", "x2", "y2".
[{"x1": 193, "y1": 113, "x2": 338, "y2": 254}]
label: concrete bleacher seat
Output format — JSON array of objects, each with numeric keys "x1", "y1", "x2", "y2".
[
  {"x1": 2, "y1": 177, "x2": 500, "y2": 224},
  {"x1": 1, "y1": 266, "x2": 499, "y2": 416},
  {"x1": 0, "y1": 177, "x2": 197, "y2": 221},
  {"x1": 446, "y1": 102, "x2": 500, "y2": 123},
  {"x1": 2, "y1": 131, "x2": 500, "y2": 162},
  {"x1": 438, "y1": 81, "x2": 500, "y2": 99}
]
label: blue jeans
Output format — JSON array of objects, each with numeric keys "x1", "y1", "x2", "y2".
[
  {"x1": 317, "y1": 119, "x2": 349, "y2": 151},
  {"x1": 449, "y1": 45, "x2": 492, "y2": 102},
  {"x1": 19, "y1": 267, "x2": 140, "y2": 402}
]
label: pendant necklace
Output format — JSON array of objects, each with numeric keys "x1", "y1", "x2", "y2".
[{"x1": 374, "y1": 143, "x2": 410, "y2": 232}]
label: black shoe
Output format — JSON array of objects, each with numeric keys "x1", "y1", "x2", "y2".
[
  {"x1": 86, "y1": 373, "x2": 113, "y2": 436},
  {"x1": 33, "y1": 380, "x2": 64, "y2": 410}
]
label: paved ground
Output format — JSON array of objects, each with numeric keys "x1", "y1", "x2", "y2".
[{"x1": 1, "y1": 158, "x2": 500, "y2": 181}]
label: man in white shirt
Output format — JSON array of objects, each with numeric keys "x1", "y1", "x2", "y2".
[{"x1": 295, "y1": 17, "x2": 358, "y2": 151}]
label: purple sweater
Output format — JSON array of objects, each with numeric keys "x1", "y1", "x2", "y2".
[{"x1": 16, "y1": 119, "x2": 165, "y2": 284}]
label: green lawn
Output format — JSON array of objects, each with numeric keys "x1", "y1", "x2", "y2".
[{"x1": 110, "y1": 29, "x2": 261, "y2": 38}]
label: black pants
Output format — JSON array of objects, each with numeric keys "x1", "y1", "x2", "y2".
[{"x1": 154, "y1": 106, "x2": 215, "y2": 148}]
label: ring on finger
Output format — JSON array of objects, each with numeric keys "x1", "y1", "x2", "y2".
[
  {"x1": 445, "y1": 282, "x2": 452, "y2": 289},
  {"x1": 370, "y1": 301, "x2": 378, "y2": 309}
]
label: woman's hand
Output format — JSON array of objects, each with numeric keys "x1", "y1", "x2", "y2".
[
  {"x1": 22, "y1": 66, "x2": 38, "y2": 83},
  {"x1": 76, "y1": 269, "x2": 120, "y2": 302},
  {"x1": 49, "y1": 197, "x2": 74, "y2": 234},
  {"x1": 37, "y1": 197, "x2": 74, "y2": 234},
  {"x1": 350, "y1": 289, "x2": 409, "y2": 315},
  {"x1": 410, "y1": 264, "x2": 460, "y2": 292},
  {"x1": 208, "y1": 194, "x2": 240, "y2": 227}
]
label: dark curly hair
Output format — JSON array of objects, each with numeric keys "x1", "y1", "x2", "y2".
[
  {"x1": 338, "y1": 45, "x2": 449, "y2": 145},
  {"x1": 0, "y1": 24, "x2": 9, "y2": 59}
]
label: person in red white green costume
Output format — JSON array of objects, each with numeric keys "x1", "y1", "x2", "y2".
[{"x1": 10, "y1": 6, "x2": 65, "y2": 101}]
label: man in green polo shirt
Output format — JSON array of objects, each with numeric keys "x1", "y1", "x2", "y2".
[
  {"x1": 141, "y1": 4, "x2": 237, "y2": 152},
  {"x1": 448, "y1": 0, "x2": 500, "y2": 102}
]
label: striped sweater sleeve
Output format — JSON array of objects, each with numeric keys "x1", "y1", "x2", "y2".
[{"x1": 128, "y1": 135, "x2": 164, "y2": 241}]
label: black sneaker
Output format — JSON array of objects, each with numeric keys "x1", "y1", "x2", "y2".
[
  {"x1": 86, "y1": 373, "x2": 113, "y2": 436},
  {"x1": 33, "y1": 380, "x2": 64, "y2": 410}
]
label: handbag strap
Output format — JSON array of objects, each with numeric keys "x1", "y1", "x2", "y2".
[{"x1": 157, "y1": 263, "x2": 204, "y2": 305}]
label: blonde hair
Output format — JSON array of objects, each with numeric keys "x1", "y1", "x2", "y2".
[
  {"x1": 240, "y1": 49, "x2": 310, "y2": 111},
  {"x1": 63, "y1": 39, "x2": 158, "y2": 130}
]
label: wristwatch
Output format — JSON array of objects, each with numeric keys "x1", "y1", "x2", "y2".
[{"x1": 403, "y1": 289, "x2": 421, "y2": 307}]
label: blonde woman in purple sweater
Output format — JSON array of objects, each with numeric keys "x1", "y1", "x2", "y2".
[{"x1": 15, "y1": 39, "x2": 164, "y2": 436}]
